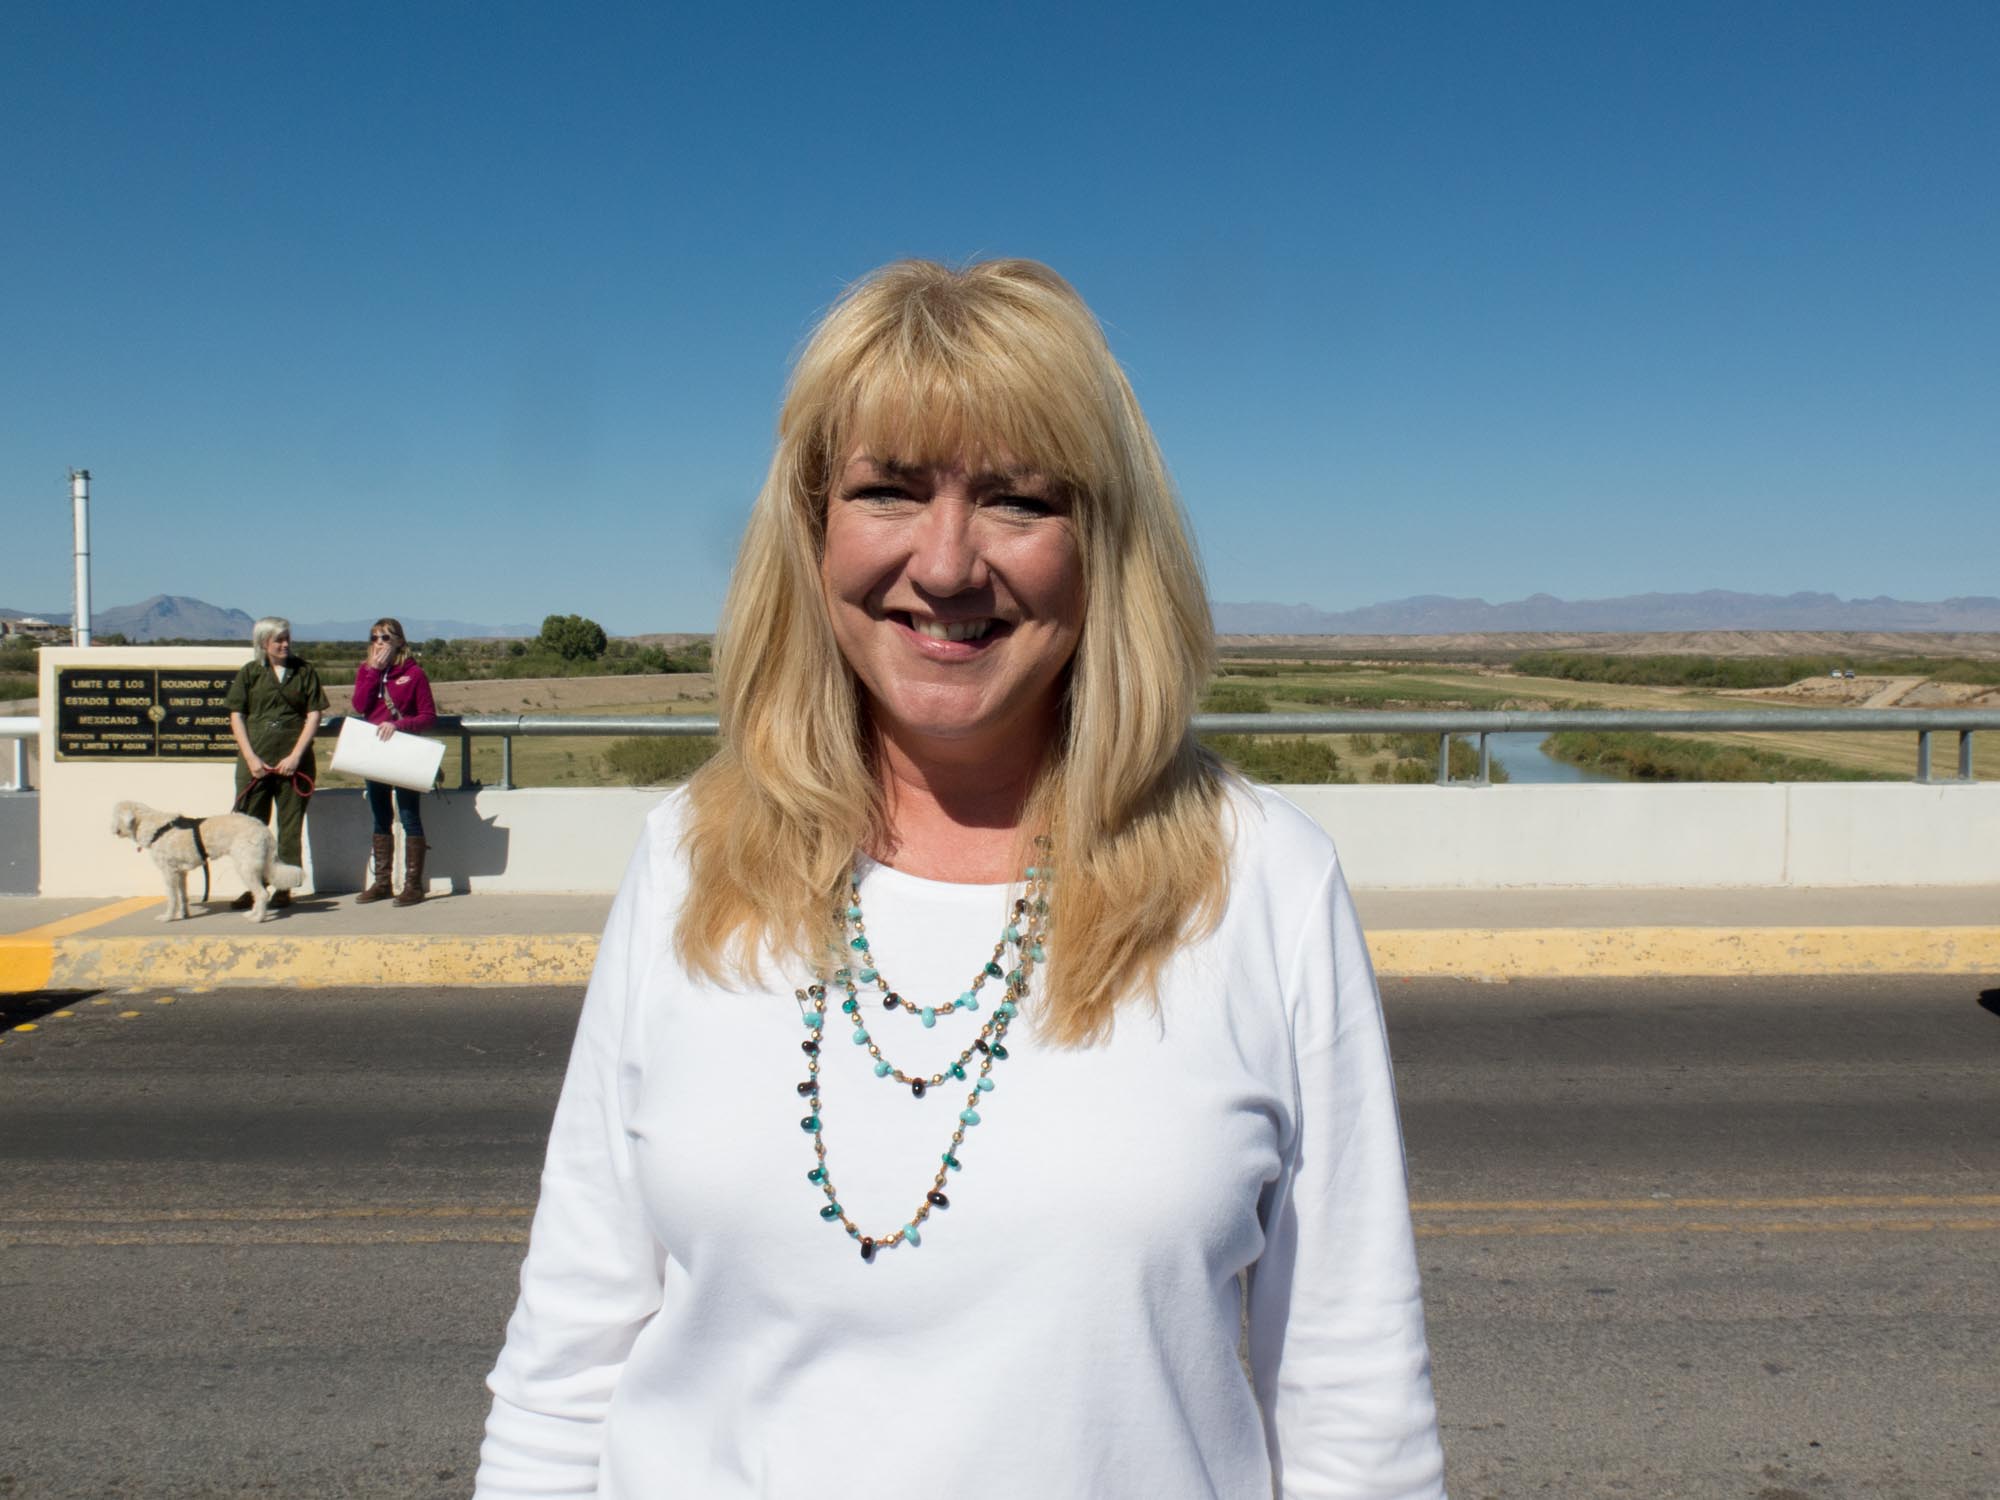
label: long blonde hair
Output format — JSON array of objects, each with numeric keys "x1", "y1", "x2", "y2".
[{"x1": 678, "y1": 259, "x2": 1229, "y2": 1045}]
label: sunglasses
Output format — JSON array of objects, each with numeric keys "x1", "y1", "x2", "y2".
[{"x1": 369, "y1": 633, "x2": 396, "y2": 642}]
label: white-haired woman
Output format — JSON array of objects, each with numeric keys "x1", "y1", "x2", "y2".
[
  {"x1": 476, "y1": 261, "x2": 1446, "y2": 1499},
  {"x1": 224, "y1": 615, "x2": 326, "y2": 908}
]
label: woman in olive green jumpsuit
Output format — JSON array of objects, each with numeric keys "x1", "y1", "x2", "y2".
[{"x1": 225, "y1": 616, "x2": 327, "y2": 908}]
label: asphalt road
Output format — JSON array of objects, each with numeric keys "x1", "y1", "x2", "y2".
[{"x1": 3, "y1": 976, "x2": 1996, "y2": 1499}]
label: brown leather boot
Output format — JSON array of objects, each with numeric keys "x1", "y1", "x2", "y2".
[
  {"x1": 355, "y1": 834, "x2": 396, "y2": 904},
  {"x1": 393, "y1": 836, "x2": 428, "y2": 905}
]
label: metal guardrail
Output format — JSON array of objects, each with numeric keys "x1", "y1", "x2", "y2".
[{"x1": 3, "y1": 709, "x2": 1994, "y2": 791}]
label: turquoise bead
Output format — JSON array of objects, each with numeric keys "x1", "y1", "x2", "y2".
[
  {"x1": 960, "y1": 991, "x2": 979, "y2": 1012},
  {"x1": 841, "y1": 997, "x2": 858, "y2": 1014},
  {"x1": 983, "y1": 961, "x2": 1003, "y2": 978},
  {"x1": 800, "y1": 1115, "x2": 821, "y2": 1132},
  {"x1": 1025, "y1": 865, "x2": 1040, "y2": 879},
  {"x1": 902, "y1": 1223, "x2": 921, "y2": 1247},
  {"x1": 976, "y1": 1076, "x2": 994, "y2": 1092},
  {"x1": 920, "y1": 1007, "x2": 936, "y2": 1029},
  {"x1": 948, "y1": 1062, "x2": 966, "y2": 1080},
  {"x1": 833, "y1": 967, "x2": 851, "y2": 983},
  {"x1": 807, "y1": 1165, "x2": 827, "y2": 1183},
  {"x1": 850, "y1": 936, "x2": 868, "y2": 951},
  {"x1": 819, "y1": 1202, "x2": 841, "y2": 1219},
  {"x1": 1004, "y1": 924, "x2": 1021, "y2": 943},
  {"x1": 942, "y1": 1152, "x2": 961, "y2": 1170},
  {"x1": 997, "y1": 1001, "x2": 1018, "y2": 1019},
  {"x1": 802, "y1": 1011, "x2": 824, "y2": 1029},
  {"x1": 959, "y1": 1108, "x2": 981, "y2": 1126},
  {"x1": 859, "y1": 968, "x2": 878, "y2": 984},
  {"x1": 846, "y1": 905, "x2": 862, "y2": 921},
  {"x1": 873, "y1": 1058, "x2": 892, "y2": 1076},
  {"x1": 851, "y1": 1028, "x2": 869, "y2": 1044},
  {"x1": 1029, "y1": 942, "x2": 1045, "y2": 962}
]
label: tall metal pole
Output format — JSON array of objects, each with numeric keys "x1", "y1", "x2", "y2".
[{"x1": 70, "y1": 468, "x2": 93, "y2": 648}]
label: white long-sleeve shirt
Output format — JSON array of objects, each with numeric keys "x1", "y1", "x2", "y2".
[{"x1": 476, "y1": 784, "x2": 1446, "y2": 1499}]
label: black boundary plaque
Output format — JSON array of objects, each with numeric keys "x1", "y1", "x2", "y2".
[{"x1": 54, "y1": 666, "x2": 240, "y2": 760}]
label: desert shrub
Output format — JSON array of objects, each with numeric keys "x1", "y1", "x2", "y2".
[
  {"x1": 1543, "y1": 731, "x2": 1896, "y2": 782},
  {"x1": 1201, "y1": 684, "x2": 1269, "y2": 714},
  {"x1": 1200, "y1": 734, "x2": 1349, "y2": 783},
  {"x1": 603, "y1": 733, "x2": 719, "y2": 785}
]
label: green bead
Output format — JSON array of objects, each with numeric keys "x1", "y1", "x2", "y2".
[
  {"x1": 819, "y1": 1202, "x2": 841, "y2": 1219},
  {"x1": 850, "y1": 936, "x2": 869, "y2": 951},
  {"x1": 807, "y1": 1166, "x2": 827, "y2": 1183},
  {"x1": 800, "y1": 1115, "x2": 821, "y2": 1132},
  {"x1": 991, "y1": 1043, "x2": 1009, "y2": 1060},
  {"x1": 841, "y1": 997, "x2": 858, "y2": 1014},
  {"x1": 984, "y1": 961, "x2": 1003, "y2": 978},
  {"x1": 949, "y1": 1062, "x2": 966, "y2": 1080},
  {"x1": 942, "y1": 1152, "x2": 961, "y2": 1170}
]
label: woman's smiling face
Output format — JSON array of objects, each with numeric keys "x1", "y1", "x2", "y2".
[{"x1": 820, "y1": 450, "x2": 1085, "y2": 766}]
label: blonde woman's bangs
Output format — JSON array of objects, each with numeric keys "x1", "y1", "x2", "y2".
[{"x1": 822, "y1": 347, "x2": 1114, "y2": 499}]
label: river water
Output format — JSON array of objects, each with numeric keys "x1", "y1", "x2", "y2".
[{"x1": 1484, "y1": 731, "x2": 1624, "y2": 784}]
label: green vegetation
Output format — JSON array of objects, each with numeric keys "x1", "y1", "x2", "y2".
[
  {"x1": 1515, "y1": 652, "x2": 2000, "y2": 689},
  {"x1": 1367, "y1": 733, "x2": 1510, "y2": 784},
  {"x1": 308, "y1": 635, "x2": 710, "y2": 685},
  {"x1": 1543, "y1": 731, "x2": 1899, "y2": 782},
  {"x1": 603, "y1": 734, "x2": 720, "y2": 784},
  {"x1": 539, "y1": 613, "x2": 610, "y2": 662},
  {"x1": 1201, "y1": 684, "x2": 1270, "y2": 713},
  {"x1": 1201, "y1": 734, "x2": 1350, "y2": 783}
]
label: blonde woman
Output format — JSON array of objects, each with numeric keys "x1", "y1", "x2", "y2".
[
  {"x1": 224, "y1": 615, "x2": 326, "y2": 908},
  {"x1": 476, "y1": 261, "x2": 1445, "y2": 1499}
]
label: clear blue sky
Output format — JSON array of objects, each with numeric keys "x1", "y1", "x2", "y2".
[{"x1": 4, "y1": 0, "x2": 1995, "y2": 633}]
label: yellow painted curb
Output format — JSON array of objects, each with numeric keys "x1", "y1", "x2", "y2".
[
  {"x1": 1367, "y1": 925, "x2": 2000, "y2": 979},
  {"x1": 36, "y1": 935, "x2": 601, "y2": 991},
  {"x1": 5, "y1": 924, "x2": 1995, "y2": 993},
  {"x1": 0, "y1": 896, "x2": 164, "y2": 994}
]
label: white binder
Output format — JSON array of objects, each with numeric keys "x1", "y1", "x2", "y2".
[{"x1": 330, "y1": 714, "x2": 445, "y2": 792}]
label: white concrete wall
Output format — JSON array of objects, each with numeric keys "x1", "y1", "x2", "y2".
[{"x1": 286, "y1": 780, "x2": 2000, "y2": 894}]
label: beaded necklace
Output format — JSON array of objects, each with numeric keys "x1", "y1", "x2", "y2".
[{"x1": 795, "y1": 856, "x2": 1052, "y2": 1262}]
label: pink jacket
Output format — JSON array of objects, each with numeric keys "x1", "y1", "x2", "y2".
[{"x1": 352, "y1": 659, "x2": 438, "y2": 734}]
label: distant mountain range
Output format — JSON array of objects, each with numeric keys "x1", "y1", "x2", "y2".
[
  {"x1": 1211, "y1": 591, "x2": 2000, "y2": 634},
  {"x1": 2, "y1": 596, "x2": 535, "y2": 642},
  {"x1": 11, "y1": 590, "x2": 2000, "y2": 642}
]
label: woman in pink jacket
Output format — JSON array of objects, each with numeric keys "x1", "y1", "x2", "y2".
[{"x1": 350, "y1": 617, "x2": 439, "y2": 905}]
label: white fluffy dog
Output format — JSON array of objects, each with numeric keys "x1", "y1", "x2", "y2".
[{"x1": 110, "y1": 800, "x2": 305, "y2": 922}]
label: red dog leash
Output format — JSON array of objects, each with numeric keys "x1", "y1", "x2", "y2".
[{"x1": 233, "y1": 769, "x2": 316, "y2": 813}]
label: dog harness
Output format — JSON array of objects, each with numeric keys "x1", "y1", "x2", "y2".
[{"x1": 141, "y1": 816, "x2": 213, "y2": 904}]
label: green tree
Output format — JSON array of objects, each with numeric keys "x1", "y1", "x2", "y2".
[{"x1": 538, "y1": 614, "x2": 608, "y2": 662}]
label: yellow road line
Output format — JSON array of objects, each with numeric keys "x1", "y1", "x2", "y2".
[
  {"x1": 0, "y1": 1204, "x2": 533, "y2": 1224},
  {"x1": 3, "y1": 1228, "x2": 531, "y2": 1248},
  {"x1": 0, "y1": 896, "x2": 163, "y2": 994},
  {"x1": 2, "y1": 895, "x2": 161, "y2": 941},
  {"x1": 1414, "y1": 1217, "x2": 2000, "y2": 1239},
  {"x1": 1413, "y1": 1193, "x2": 2000, "y2": 1213},
  {"x1": 1368, "y1": 924, "x2": 2000, "y2": 978}
]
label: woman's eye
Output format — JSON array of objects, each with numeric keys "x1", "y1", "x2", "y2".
[{"x1": 993, "y1": 494, "x2": 1055, "y2": 517}]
